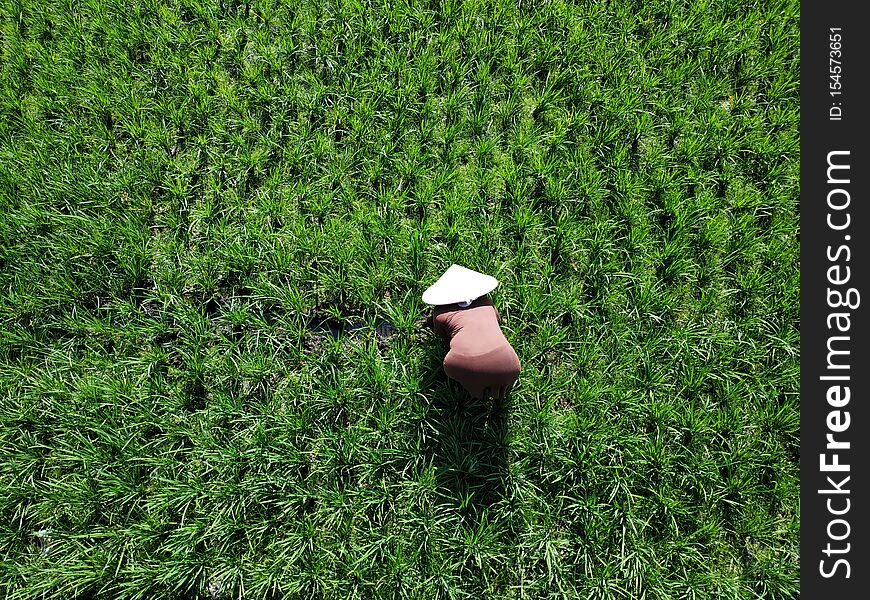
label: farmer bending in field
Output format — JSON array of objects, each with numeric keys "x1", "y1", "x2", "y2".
[{"x1": 423, "y1": 264, "x2": 521, "y2": 400}]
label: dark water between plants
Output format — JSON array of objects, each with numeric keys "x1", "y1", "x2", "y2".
[{"x1": 307, "y1": 317, "x2": 398, "y2": 341}]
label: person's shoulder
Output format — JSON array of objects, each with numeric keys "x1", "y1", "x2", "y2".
[
  {"x1": 470, "y1": 296, "x2": 502, "y2": 323},
  {"x1": 433, "y1": 304, "x2": 457, "y2": 318},
  {"x1": 471, "y1": 295, "x2": 494, "y2": 308}
]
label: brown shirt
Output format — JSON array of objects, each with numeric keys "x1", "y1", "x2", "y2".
[{"x1": 433, "y1": 295, "x2": 521, "y2": 399}]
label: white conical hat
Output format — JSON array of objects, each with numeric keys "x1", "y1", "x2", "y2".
[{"x1": 422, "y1": 264, "x2": 499, "y2": 305}]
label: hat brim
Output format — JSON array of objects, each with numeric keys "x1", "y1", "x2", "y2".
[{"x1": 422, "y1": 264, "x2": 499, "y2": 305}]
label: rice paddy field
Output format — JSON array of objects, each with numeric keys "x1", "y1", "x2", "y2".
[{"x1": 0, "y1": 0, "x2": 800, "y2": 598}]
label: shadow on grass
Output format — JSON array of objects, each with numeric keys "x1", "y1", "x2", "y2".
[{"x1": 420, "y1": 338, "x2": 511, "y2": 520}]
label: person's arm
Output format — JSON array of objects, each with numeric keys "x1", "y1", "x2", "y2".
[{"x1": 431, "y1": 307, "x2": 451, "y2": 340}]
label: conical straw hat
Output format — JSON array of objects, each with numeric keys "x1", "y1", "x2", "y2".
[{"x1": 422, "y1": 264, "x2": 499, "y2": 305}]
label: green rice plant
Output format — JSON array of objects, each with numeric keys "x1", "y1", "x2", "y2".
[{"x1": 0, "y1": 0, "x2": 799, "y2": 597}]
